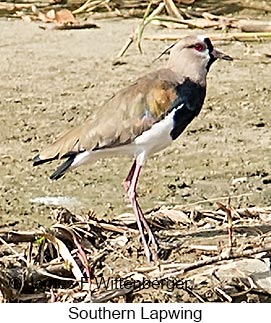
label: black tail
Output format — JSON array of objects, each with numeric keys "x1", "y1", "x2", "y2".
[
  {"x1": 50, "y1": 155, "x2": 76, "y2": 180},
  {"x1": 33, "y1": 154, "x2": 58, "y2": 166},
  {"x1": 33, "y1": 152, "x2": 77, "y2": 180}
]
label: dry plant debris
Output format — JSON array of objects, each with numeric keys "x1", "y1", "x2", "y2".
[
  {"x1": 1, "y1": 204, "x2": 271, "y2": 303},
  {"x1": 114, "y1": 0, "x2": 271, "y2": 57},
  {"x1": 1, "y1": 1, "x2": 271, "y2": 55},
  {"x1": 1, "y1": 1, "x2": 270, "y2": 33}
]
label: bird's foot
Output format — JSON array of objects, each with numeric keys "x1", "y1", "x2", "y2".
[
  {"x1": 129, "y1": 193, "x2": 159, "y2": 263},
  {"x1": 139, "y1": 214, "x2": 159, "y2": 263}
]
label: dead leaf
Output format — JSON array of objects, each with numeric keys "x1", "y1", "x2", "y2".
[
  {"x1": 44, "y1": 233, "x2": 83, "y2": 282},
  {"x1": 55, "y1": 9, "x2": 77, "y2": 25}
]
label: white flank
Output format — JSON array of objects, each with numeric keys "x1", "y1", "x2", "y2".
[
  {"x1": 71, "y1": 150, "x2": 95, "y2": 168},
  {"x1": 134, "y1": 105, "x2": 182, "y2": 156},
  {"x1": 71, "y1": 144, "x2": 136, "y2": 168}
]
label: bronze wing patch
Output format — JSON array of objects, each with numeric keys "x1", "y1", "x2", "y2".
[{"x1": 78, "y1": 77, "x2": 178, "y2": 151}]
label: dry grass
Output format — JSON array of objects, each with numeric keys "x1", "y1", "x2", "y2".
[{"x1": 1, "y1": 203, "x2": 271, "y2": 303}]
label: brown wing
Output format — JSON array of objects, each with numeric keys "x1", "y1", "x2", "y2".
[{"x1": 38, "y1": 69, "x2": 178, "y2": 160}]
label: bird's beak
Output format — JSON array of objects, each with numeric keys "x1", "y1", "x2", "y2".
[{"x1": 211, "y1": 48, "x2": 233, "y2": 61}]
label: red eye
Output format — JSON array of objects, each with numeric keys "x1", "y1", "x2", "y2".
[{"x1": 194, "y1": 43, "x2": 205, "y2": 52}]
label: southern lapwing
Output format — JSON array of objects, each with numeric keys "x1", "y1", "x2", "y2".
[{"x1": 33, "y1": 35, "x2": 232, "y2": 262}]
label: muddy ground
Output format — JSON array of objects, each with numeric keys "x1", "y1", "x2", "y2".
[
  {"x1": 0, "y1": 16, "x2": 270, "y2": 229},
  {"x1": 1, "y1": 8, "x2": 271, "y2": 303}
]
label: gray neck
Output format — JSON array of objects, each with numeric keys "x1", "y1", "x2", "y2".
[
  {"x1": 167, "y1": 50, "x2": 209, "y2": 86},
  {"x1": 167, "y1": 60, "x2": 208, "y2": 87}
]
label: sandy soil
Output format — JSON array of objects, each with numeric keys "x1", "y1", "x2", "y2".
[{"x1": 0, "y1": 17, "x2": 270, "y2": 232}]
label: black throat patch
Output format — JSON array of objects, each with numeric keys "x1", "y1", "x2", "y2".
[{"x1": 169, "y1": 78, "x2": 206, "y2": 140}]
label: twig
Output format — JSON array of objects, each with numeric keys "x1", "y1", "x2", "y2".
[
  {"x1": 144, "y1": 32, "x2": 271, "y2": 42},
  {"x1": 180, "y1": 193, "x2": 252, "y2": 207},
  {"x1": 214, "y1": 286, "x2": 232, "y2": 302},
  {"x1": 0, "y1": 235, "x2": 28, "y2": 264},
  {"x1": 217, "y1": 200, "x2": 234, "y2": 248},
  {"x1": 235, "y1": 20, "x2": 271, "y2": 32},
  {"x1": 72, "y1": 0, "x2": 93, "y2": 15},
  {"x1": 240, "y1": 3, "x2": 271, "y2": 13},
  {"x1": 39, "y1": 22, "x2": 99, "y2": 30},
  {"x1": 186, "y1": 287, "x2": 206, "y2": 302},
  {"x1": 72, "y1": 0, "x2": 111, "y2": 15},
  {"x1": 164, "y1": 0, "x2": 183, "y2": 19},
  {"x1": 0, "y1": 2, "x2": 49, "y2": 11},
  {"x1": 160, "y1": 244, "x2": 271, "y2": 279},
  {"x1": 115, "y1": 1, "x2": 165, "y2": 59},
  {"x1": 0, "y1": 230, "x2": 40, "y2": 243}
]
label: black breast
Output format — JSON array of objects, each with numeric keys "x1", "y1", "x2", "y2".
[{"x1": 170, "y1": 78, "x2": 206, "y2": 140}]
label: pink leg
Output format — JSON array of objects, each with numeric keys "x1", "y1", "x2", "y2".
[
  {"x1": 123, "y1": 160, "x2": 136, "y2": 192},
  {"x1": 126, "y1": 160, "x2": 159, "y2": 262}
]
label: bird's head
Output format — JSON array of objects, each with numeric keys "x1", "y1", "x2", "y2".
[{"x1": 166, "y1": 35, "x2": 232, "y2": 84}]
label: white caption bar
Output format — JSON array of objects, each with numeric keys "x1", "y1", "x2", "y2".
[{"x1": 0, "y1": 303, "x2": 267, "y2": 323}]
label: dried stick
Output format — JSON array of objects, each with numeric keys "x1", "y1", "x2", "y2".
[
  {"x1": 160, "y1": 244, "x2": 271, "y2": 280},
  {"x1": 144, "y1": 32, "x2": 271, "y2": 42},
  {"x1": 237, "y1": 21, "x2": 271, "y2": 33},
  {"x1": 72, "y1": 0, "x2": 93, "y2": 14},
  {"x1": 0, "y1": 235, "x2": 28, "y2": 264},
  {"x1": 181, "y1": 193, "x2": 252, "y2": 207},
  {"x1": 115, "y1": 1, "x2": 165, "y2": 59},
  {"x1": 0, "y1": 230, "x2": 40, "y2": 243},
  {"x1": 0, "y1": 2, "x2": 49, "y2": 11},
  {"x1": 72, "y1": 0, "x2": 111, "y2": 15},
  {"x1": 164, "y1": 0, "x2": 183, "y2": 19},
  {"x1": 39, "y1": 22, "x2": 99, "y2": 30},
  {"x1": 217, "y1": 200, "x2": 234, "y2": 248}
]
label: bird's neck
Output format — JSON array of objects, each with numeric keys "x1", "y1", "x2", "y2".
[{"x1": 167, "y1": 61, "x2": 208, "y2": 87}]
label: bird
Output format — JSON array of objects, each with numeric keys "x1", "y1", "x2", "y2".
[{"x1": 33, "y1": 35, "x2": 232, "y2": 263}]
